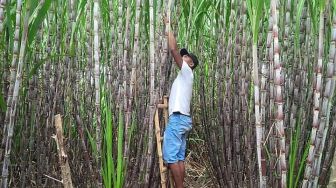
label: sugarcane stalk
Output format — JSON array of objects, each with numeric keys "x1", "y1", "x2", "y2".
[
  {"x1": 302, "y1": 2, "x2": 327, "y2": 186},
  {"x1": 1, "y1": 0, "x2": 29, "y2": 186},
  {"x1": 144, "y1": 0, "x2": 156, "y2": 186},
  {"x1": 92, "y1": 0, "x2": 102, "y2": 186}
]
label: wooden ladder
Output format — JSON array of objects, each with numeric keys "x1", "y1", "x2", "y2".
[{"x1": 155, "y1": 96, "x2": 174, "y2": 188}]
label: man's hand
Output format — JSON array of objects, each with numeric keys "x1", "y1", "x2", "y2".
[{"x1": 164, "y1": 14, "x2": 182, "y2": 69}]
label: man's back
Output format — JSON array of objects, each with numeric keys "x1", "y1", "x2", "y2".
[{"x1": 169, "y1": 61, "x2": 194, "y2": 116}]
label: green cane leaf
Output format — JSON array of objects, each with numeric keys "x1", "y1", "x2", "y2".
[
  {"x1": 28, "y1": 0, "x2": 52, "y2": 46},
  {"x1": 0, "y1": 93, "x2": 6, "y2": 112},
  {"x1": 69, "y1": 0, "x2": 87, "y2": 55},
  {"x1": 295, "y1": 0, "x2": 305, "y2": 49}
]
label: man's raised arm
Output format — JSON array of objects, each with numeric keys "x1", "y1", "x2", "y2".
[{"x1": 168, "y1": 31, "x2": 183, "y2": 69}]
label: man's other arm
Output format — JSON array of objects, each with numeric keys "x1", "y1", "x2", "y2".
[{"x1": 168, "y1": 32, "x2": 182, "y2": 69}]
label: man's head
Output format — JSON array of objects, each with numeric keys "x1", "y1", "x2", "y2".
[{"x1": 180, "y1": 48, "x2": 199, "y2": 70}]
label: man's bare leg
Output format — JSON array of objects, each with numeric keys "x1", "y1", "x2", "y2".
[
  {"x1": 169, "y1": 163, "x2": 184, "y2": 188},
  {"x1": 178, "y1": 161, "x2": 185, "y2": 182}
]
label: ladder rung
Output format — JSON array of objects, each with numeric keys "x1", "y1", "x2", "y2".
[
  {"x1": 158, "y1": 104, "x2": 168, "y2": 109},
  {"x1": 162, "y1": 166, "x2": 167, "y2": 173}
]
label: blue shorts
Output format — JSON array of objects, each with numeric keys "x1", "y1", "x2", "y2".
[{"x1": 162, "y1": 113, "x2": 192, "y2": 164}]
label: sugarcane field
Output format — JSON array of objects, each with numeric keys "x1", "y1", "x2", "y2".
[{"x1": 1, "y1": 0, "x2": 336, "y2": 187}]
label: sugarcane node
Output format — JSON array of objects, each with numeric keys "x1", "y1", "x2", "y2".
[
  {"x1": 315, "y1": 83, "x2": 322, "y2": 92},
  {"x1": 272, "y1": 29, "x2": 278, "y2": 39},
  {"x1": 327, "y1": 64, "x2": 334, "y2": 76},
  {"x1": 274, "y1": 95, "x2": 282, "y2": 103}
]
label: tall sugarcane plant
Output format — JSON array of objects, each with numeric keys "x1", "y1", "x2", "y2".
[
  {"x1": 0, "y1": 0, "x2": 336, "y2": 187},
  {"x1": 303, "y1": 0, "x2": 328, "y2": 187},
  {"x1": 246, "y1": 0, "x2": 267, "y2": 186},
  {"x1": 92, "y1": 0, "x2": 102, "y2": 186}
]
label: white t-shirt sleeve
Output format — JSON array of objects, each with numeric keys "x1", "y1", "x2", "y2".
[{"x1": 181, "y1": 61, "x2": 193, "y2": 77}]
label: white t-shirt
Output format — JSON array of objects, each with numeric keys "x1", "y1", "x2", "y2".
[{"x1": 169, "y1": 61, "x2": 194, "y2": 116}]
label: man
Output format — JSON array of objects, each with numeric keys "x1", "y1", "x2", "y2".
[{"x1": 162, "y1": 31, "x2": 199, "y2": 188}]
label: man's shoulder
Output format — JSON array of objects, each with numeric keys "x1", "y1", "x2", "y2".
[{"x1": 181, "y1": 61, "x2": 193, "y2": 75}]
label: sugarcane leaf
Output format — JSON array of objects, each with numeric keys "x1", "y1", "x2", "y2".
[
  {"x1": 308, "y1": 0, "x2": 318, "y2": 34},
  {"x1": 86, "y1": 127, "x2": 97, "y2": 158},
  {"x1": 213, "y1": 0, "x2": 221, "y2": 24},
  {"x1": 2, "y1": 2, "x2": 15, "y2": 50},
  {"x1": 103, "y1": 101, "x2": 115, "y2": 187},
  {"x1": 255, "y1": 0, "x2": 264, "y2": 35},
  {"x1": 69, "y1": 0, "x2": 87, "y2": 55},
  {"x1": 246, "y1": 0, "x2": 261, "y2": 43},
  {"x1": 27, "y1": 0, "x2": 52, "y2": 46},
  {"x1": 100, "y1": 0, "x2": 109, "y2": 19},
  {"x1": 193, "y1": 10, "x2": 211, "y2": 42},
  {"x1": 181, "y1": 0, "x2": 189, "y2": 26},
  {"x1": 289, "y1": 108, "x2": 303, "y2": 187},
  {"x1": 0, "y1": 93, "x2": 6, "y2": 112},
  {"x1": 246, "y1": 0, "x2": 252, "y2": 22},
  {"x1": 295, "y1": 0, "x2": 305, "y2": 49},
  {"x1": 195, "y1": 0, "x2": 207, "y2": 15},
  {"x1": 116, "y1": 109, "x2": 124, "y2": 188},
  {"x1": 319, "y1": 0, "x2": 327, "y2": 11},
  {"x1": 295, "y1": 140, "x2": 310, "y2": 187},
  {"x1": 264, "y1": 0, "x2": 270, "y2": 12},
  {"x1": 28, "y1": 54, "x2": 65, "y2": 79},
  {"x1": 28, "y1": 57, "x2": 48, "y2": 79},
  {"x1": 28, "y1": 0, "x2": 41, "y2": 24}
]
